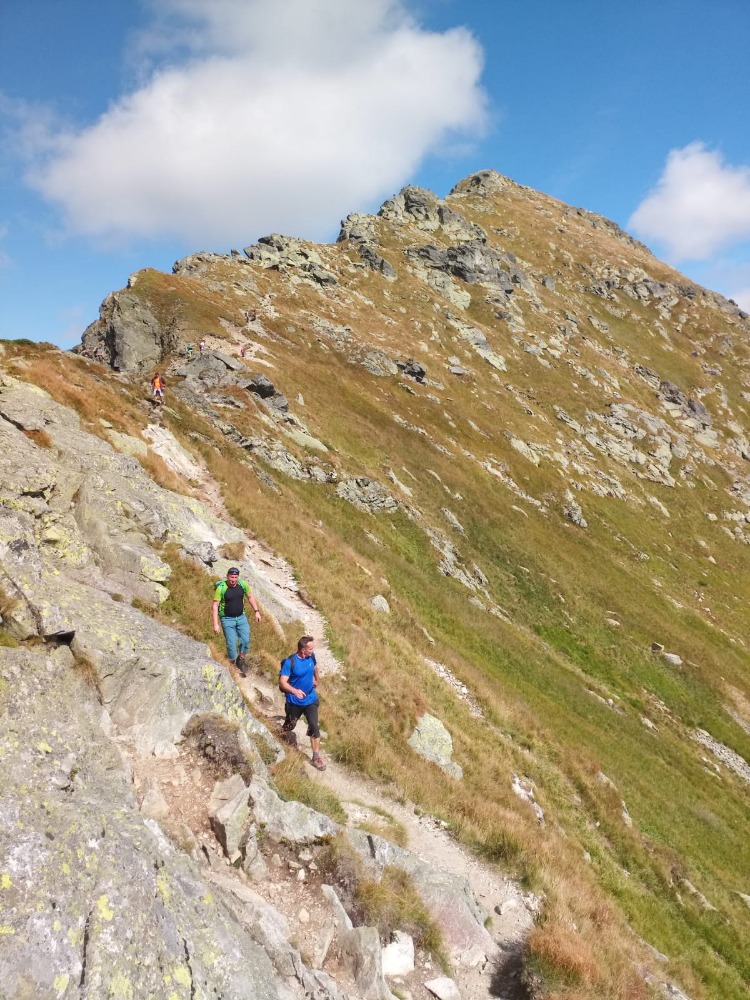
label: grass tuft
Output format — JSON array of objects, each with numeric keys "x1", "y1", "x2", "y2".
[{"x1": 271, "y1": 753, "x2": 347, "y2": 823}]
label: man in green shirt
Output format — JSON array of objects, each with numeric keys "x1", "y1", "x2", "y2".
[{"x1": 212, "y1": 568, "x2": 261, "y2": 675}]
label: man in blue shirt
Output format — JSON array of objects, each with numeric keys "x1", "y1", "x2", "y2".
[{"x1": 279, "y1": 635, "x2": 325, "y2": 770}]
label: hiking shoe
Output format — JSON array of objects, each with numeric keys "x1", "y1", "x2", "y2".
[
  {"x1": 235, "y1": 654, "x2": 247, "y2": 677},
  {"x1": 311, "y1": 753, "x2": 327, "y2": 771}
]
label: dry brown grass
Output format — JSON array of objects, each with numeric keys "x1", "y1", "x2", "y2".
[
  {"x1": 9, "y1": 349, "x2": 148, "y2": 439},
  {"x1": 317, "y1": 834, "x2": 447, "y2": 968},
  {"x1": 22, "y1": 427, "x2": 53, "y2": 448},
  {"x1": 271, "y1": 752, "x2": 347, "y2": 823},
  {"x1": 0, "y1": 584, "x2": 20, "y2": 622},
  {"x1": 217, "y1": 541, "x2": 246, "y2": 561},
  {"x1": 72, "y1": 648, "x2": 102, "y2": 698},
  {"x1": 138, "y1": 450, "x2": 196, "y2": 497},
  {"x1": 527, "y1": 923, "x2": 599, "y2": 990}
]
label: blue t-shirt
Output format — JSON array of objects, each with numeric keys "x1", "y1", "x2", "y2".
[{"x1": 280, "y1": 652, "x2": 318, "y2": 706}]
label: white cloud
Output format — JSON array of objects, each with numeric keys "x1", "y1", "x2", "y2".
[
  {"x1": 23, "y1": 0, "x2": 486, "y2": 246},
  {"x1": 629, "y1": 143, "x2": 750, "y2": 261}
]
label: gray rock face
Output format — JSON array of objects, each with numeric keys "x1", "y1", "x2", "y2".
[
  {"x1": 360, "y1": 351, "x2": 400, "y2": 377},
  {"x1": 79, "y1": 288, "x2": 171, "y2": 372},
  {"x1": 337, "y1": 212, "x2": 378, "y2": 244},
  {"x1": 209, "y1": 873, "x2": 344, "y2": 998},
  {"x1": 0, "y1": 646, "x2": 283, "y2": 1000},
  {"x1": 173, "y1": 351, "x2": 246, "y2": 389},
  {"x1": 563, "y1": 489, "x2": 588, "y2": 528},
  {"x1": 449, "y1": 169, "x2": 511, "y2": 198},
  {"x1": 0, "y1": 375, "x2": 246, "y2": 608},
  {"x1": 381, "y1": 931, "x2": 415, "y2": 976},
  {"x1": 244, "y1": 234, "x2": 337, "y2": 285},
  {"x1": 371, "y1": 594, "x2": 391, "y2": 614},
  {"x1": 336, "y1": 477, "x2": 398, "y2": 514},
  {"x1": 209, "y1": 774, "x2": 251, "y2": 857},
  {"x1": 0, "y1": 376, "x2": 282, "y2": 762},
  {"x1": 359, "y1": 244, "x2": 397, "y2": 280},
  {"x1": 396, "y1": 357, "x2": 427, "y2": 382},
  {"x1": 425, "y1": 977, "x2": 461, "y2": 1000},
  {"x1": 248, "y1": 775, "x2": 339, "y2": 843},
  {"x1": 379, "y1": 185, "x2": 485, "y2": 242},
  {"x1": 407, "y1": 240, "x2": 516, "y2": 290}
]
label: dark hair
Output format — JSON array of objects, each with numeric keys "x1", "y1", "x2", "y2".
[{"x1": 298, "y1": 635, "x2": 314, "y2": 651}]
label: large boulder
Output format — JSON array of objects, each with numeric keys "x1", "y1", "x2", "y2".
[{"x1": 79, "y1": 286, "x2": 169, "y2": 371}]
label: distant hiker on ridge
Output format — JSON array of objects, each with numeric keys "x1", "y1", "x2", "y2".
[
  {"x1": 212, "y1": 567, "x2": 261, "y2": 676},
  {"x1": 280, "y1": 636, "x2": 326, "y2": 770},
  {"x1": 151, "y1": 372, "x2": 165, "y2": 403}
]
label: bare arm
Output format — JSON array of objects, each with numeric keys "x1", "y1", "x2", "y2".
[
  {"x1": 247, "y1": 590, "x2": 261, "y2": 621},
  {"x1": 279, "y1": 672, "x2": 305, "y2": 699},
  {"x1": 212, "y1": 600, "x2": 221, "y2": 634}
]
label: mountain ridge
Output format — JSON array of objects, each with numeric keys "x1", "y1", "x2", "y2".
[{"x1": 2, "y1": 167, "x2": 750, "y2": 1000}]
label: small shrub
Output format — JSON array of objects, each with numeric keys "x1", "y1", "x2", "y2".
[{"x1": 183, "y1": 714, "x2": 254, "y2": 782}]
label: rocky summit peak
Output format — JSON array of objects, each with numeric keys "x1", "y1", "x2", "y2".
[{"x1": 3, "y1": 169, "x2": 750, "y2": 1000}]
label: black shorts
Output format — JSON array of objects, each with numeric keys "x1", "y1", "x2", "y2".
[{"x1": 284, "y1": 700, "x2": 320, "y2": 738}]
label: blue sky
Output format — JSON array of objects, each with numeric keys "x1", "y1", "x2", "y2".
[{"x1": 2, "y1": 0, "x2": 749, "y2": 347}]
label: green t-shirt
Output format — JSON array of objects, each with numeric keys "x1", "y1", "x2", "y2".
[{"x1": 214, "y1": 579, "x2": 250, "y2": 618}]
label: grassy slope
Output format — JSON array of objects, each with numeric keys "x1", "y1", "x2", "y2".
[{"x1": 8, "y1": 178, "x2": 750, "y2": 999}]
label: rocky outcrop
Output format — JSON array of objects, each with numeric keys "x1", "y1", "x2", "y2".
[
  {"x1": 79, "y1": 287, "x2": 172, "y2": 372},
  {"x1": 244, "y1": 234, "x2": 337, "y2": 286},
  {"x1": 0, "y1": 646, "x2": 283, "y2": 1000},
  {"x1": 248, "y1": 775, "x2": 339, "y2": 843},
  {"x1": 379, "y1": 185, "x2": 486, "y2": 243}
]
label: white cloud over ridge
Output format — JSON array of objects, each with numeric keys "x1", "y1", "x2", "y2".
[
  {"x1": 25, "y1": 0, "x2": 486, "y2": 246},
  {"x1": 629, "y1": 143, "x2": 750, "y2": 261}
]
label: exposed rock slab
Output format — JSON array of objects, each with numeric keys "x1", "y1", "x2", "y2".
[{"x1": 0, "y1": 646, "x2": 283, "y2": 1000}]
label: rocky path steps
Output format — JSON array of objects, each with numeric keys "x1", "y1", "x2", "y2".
[{"x1": 235, "y1": 668, "x2": 537, "y2": 1000}]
